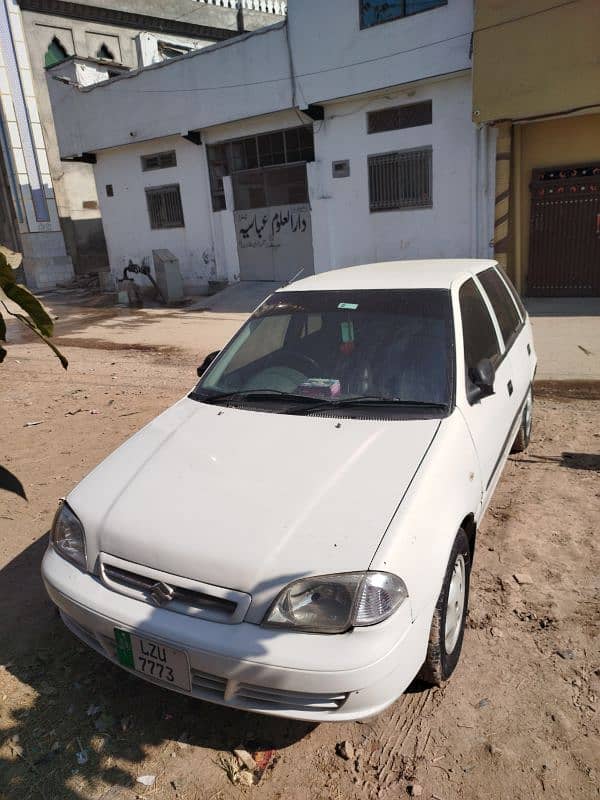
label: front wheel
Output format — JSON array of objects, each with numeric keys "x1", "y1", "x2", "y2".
[{"x1": 419, "y1": 529, "x2": 471, "y2": 686}]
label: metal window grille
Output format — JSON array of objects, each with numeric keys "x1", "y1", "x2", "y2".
[
  {"x1": 368, "y1": 101, "x2": 432, "y2": 134},
  {"x1": 368, "y1": 147, "x2": 432, "y2": 212},
  {"x1": 145, "y1": 184, "x2": 185, "y2": 229},
  {"x1": 141, "y1": 151, "x2": 177, "y2": 171},
  {"x1": 206, "y1": 125, "x2": 314, "y2": 211}
]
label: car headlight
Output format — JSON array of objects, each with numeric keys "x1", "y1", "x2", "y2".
[
  {"x1": 51, "y1": 502, "x2": 87, "y2": 570},
  {"x1": 263, "y1": 571, "x2": 408, "y2": 633}
]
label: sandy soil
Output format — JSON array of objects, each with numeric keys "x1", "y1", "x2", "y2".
[{"x1": 0, "y1": 322, "x2": 599, "y2": 800}]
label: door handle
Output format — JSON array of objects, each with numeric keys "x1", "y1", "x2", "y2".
[{"x1": 507, "y1": 380, "x2": 514, "y2": 396}]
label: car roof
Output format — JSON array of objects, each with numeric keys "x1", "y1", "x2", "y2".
[{"x1": 280, "y1": 259, "x2": 498, "y2": 292}]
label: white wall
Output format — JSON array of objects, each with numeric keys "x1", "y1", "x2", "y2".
[
  {"x1": 288, "y1": 0, "x2": 473, "y2": 105},
  {"x1": 47, "y1": 0, "x2": 473, "y2": 161},
  {"x1": 94, "y1": 134, "x2": 215, "y2": 291},
  {"x1": 47, "y1": 23, "x2": 293, "y2": 158},
  {"x1": 92, "y1": 75, "x2": 481, "y2": 288},
  {"x1": 93, "y1": 108, "x2": 313, "y2": 288},
  {"x1": 309, "y1": 74, "x2": 476, "y2": 272}
]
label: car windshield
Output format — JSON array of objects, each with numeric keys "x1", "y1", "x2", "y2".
[{"x1": 193, "y1": 289, "x2": 454, "y2": 413}]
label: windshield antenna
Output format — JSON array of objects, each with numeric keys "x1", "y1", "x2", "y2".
[{"x1": 282, "y1": 267, "x2": 304, "y2": 287}]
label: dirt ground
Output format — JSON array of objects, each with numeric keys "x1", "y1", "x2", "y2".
[{"x1": 0, "y1": 309, "x2": 599, "y2": 800}]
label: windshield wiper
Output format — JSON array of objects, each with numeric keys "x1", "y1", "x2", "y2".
[
  {"x1": 189, "y1": 389, "x2": 329, "y2": 406},
  {"x1": 287, "y1": 396, "x2": 448, "y2": 415}
]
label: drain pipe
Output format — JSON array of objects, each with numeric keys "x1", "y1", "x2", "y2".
[
  {"x1": 473, "y1": 123, "x2": 480, "y2": 257},
  {"x1": 481, "y1": 122, "x2": 489, "y2": 258},
  {"x1": 475, "y1": 123, "x2": 489, "y2": 258}
]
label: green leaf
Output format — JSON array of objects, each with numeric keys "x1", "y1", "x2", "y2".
[
  {"x1": 0, "y1": 465, "x2": 27, "y2": 499},
  {"x1": 0, "y1": 252, "x2": 14, "y2": 287},
  {"x1": 1, "y1": 303, "x2": 67, "y2": 369},
  {"x1": 3, "y1": 283, "x2": 54, "y2": 337},
  {"x1": 0, "y1": 310, "x2": 5, "y2": 341}
]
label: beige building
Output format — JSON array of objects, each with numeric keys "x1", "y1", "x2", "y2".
[{"x1": 473, "y1": 0, "x2": 600, "y2": 296}]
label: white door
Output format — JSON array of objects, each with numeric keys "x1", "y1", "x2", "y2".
[
  {"x1": 234, "y1": 203, "x2": 314, "y2": 282},
  {"x1": 457, "y1": 278, "x2": 521, "y2": 508},
  {"x1": 476, "y1": 265, "x2": 535, "y2": 409}
]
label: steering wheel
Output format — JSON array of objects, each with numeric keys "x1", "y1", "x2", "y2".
[{"x1": 273, "y1": 351, "x2": 320, "y2": 375}]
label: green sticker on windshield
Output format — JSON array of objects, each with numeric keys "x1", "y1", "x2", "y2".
[
  {"x1": 338, "y1": 302, "x2": 358, "y2": 310},
  {"x1": 341, "y1": 321, "x2": 355, "y2": 342}
]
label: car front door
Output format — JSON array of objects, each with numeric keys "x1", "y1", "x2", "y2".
[{"x1": 456, "y1": 277, "x2": 519, "y2": 512}]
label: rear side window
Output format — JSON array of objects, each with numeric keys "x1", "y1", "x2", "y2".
[
  {"x1": 459, "y1": 279, "x2": 501, "y2": 376},
  {"x1": 496, "y1": 264, "x2": 526, "y2": 319},
  {"x1": 478, "y1": 268, "x2": 522, "y2": 348}
]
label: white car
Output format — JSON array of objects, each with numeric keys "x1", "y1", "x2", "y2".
[{"x1": 42, "y1": 259, "x2": 536, "y2": 721}]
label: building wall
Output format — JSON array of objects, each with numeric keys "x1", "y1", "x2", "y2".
[
  {"x1": 46, "y1": 23, "x2": 293, "y2": 158},
  {"x1": 289, "y1": 0, "x2": 473, "y2": 106},
  {"x1": 92, "y1": 76, "x2": 481, "y2": 289},
  {"x1": 473, "y1": 0, "x2": 600, "y2": 124},
  {"x1": 511, "y1": 112, "x2": 600, "y2": 291},
  {"x1": 44, "y1": 0, "x2": 481, "y2": 291},
  {"x1": 94, "y1": 108, "x2": 309, "y2": 290},
  {"x1": 93, "y1": 134, "x2": 215, "y2": 292},
  {"x1": 0, "y1": 0, "x2": 74, "y2": 289},
  {"x1": 21, "y1": 7, "x2": 227, "y2": 278},
  {"x1": 2, "y1": 0, "x2": 284, "y2": 286},
  {"x1": 47, "y1": 0, "x2": 473, "y2": 161},
  {"x1": 309, "y1": 73, "x2": 477, "y2": 273}
]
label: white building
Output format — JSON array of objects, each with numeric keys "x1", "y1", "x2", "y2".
[
  {"x1": 0, "y1": 0, "x2": 285, "y2": 289},
  {"x1": 46, "y1": 0, "x2": 494, "y2": 293}
]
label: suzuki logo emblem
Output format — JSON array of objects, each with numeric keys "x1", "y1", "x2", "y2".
[{"x1": 150, "y1": 580, "x2": 175, "y2": 607}]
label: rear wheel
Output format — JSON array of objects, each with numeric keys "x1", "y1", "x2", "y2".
[
  {"x1": 419, "y1": 529, "x2": 471, "y2": 686},
  {"x1": 511, "y1": 385, "x2": 533, "y2": 453}
]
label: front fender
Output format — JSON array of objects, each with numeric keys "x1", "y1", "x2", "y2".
[{"x1": 370, "y1": 411, "x2": 481, "y2": 623}]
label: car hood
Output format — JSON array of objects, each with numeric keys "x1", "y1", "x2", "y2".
[{"x1": 69, "y1": 398, "x2": 440, "y2": 620}]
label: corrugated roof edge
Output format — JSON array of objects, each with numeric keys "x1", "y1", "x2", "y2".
[{"x1": 70, "y1": 19, "x2": 287, "y2": 94}]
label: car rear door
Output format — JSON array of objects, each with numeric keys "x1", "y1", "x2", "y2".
[
  {"x1": 456, "y1": 277, "x2": 520, "y2": 511},
  {"x1": 477, "y1": 265, "x2": 535, "y2": 407}
]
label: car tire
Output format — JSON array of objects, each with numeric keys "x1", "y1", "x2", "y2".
[
  {"x1": 511, "y1": 385, "x2": 533, "y2": 453},
  {"x1": 419, "y1": 528, "x2": 471, "y2": 687}
]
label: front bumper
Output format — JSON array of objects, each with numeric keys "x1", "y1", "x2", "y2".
[{"x1": 42, "y1": 547, "x2": 430, "y2": 721}]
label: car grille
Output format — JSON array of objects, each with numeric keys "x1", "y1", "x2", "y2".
[
  {"x1": 189, "y1": 668, "x2": 348, "y2": 713},
  {"x1": 104, "y1": 564, "x2": 236, "y2": 615},
  {"x1": 99, "y1": 556, "x2": 251, "y2": 624},
  {"x1": 235, "y1": 683, "x2": 348, "y2": 712}
]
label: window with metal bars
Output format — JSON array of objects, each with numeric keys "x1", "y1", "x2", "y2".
[
  {"x1": 368, "y1": 147, "x2": 432, "y2": 212},
  {"x1": 232, "y1": 164, "x2": 309, "y2": 211},
  {"x1": 145, "y1": 184, "x2": 185, "y2": 229},
  {"x1": 141, "y1": 151, "x2": 177, "y2": 172},
  {"x1": 368, "y1": 101, "x2": 432, "y2": 134},
  {"x1": 206, "y1": 126, "x2": 314, "y2": 211}
]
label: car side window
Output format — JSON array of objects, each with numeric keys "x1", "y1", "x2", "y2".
[
  {"x1": 459, "y1": 279, "x2": 502, "y2": 379},
  {"x1": 478, "y1": 267, "x2": 522, "y2": 348},
  {"x1": 496, "y1": 264, "x2": 527, "y2": 319}
]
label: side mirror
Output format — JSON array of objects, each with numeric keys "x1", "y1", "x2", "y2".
[
  {"x1": 197, "y1": 350, "x2": 220, "y2": 377},
  {"x1": 467, "y1": 357, "x2": 495, "y2": 404}
]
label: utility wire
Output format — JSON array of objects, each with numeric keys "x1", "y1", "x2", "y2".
[
  {"x1": 133, "y1": 29, "x2": 472, "y2": 93},
  {"x1": 79, "y1": 0, "x2": 583, "y2": 96}
]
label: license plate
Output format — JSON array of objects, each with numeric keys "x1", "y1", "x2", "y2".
[{"x1": 114, "y1": 629, "x2": 191, "y2": 692}]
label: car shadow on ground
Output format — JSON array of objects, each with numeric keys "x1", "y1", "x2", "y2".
[
  {"x1": 514, "y1": 451, "x2": 600, "y2": 471},
  {"x1": 0, "y1": 535, "x2": 315, "y2": 800}
]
